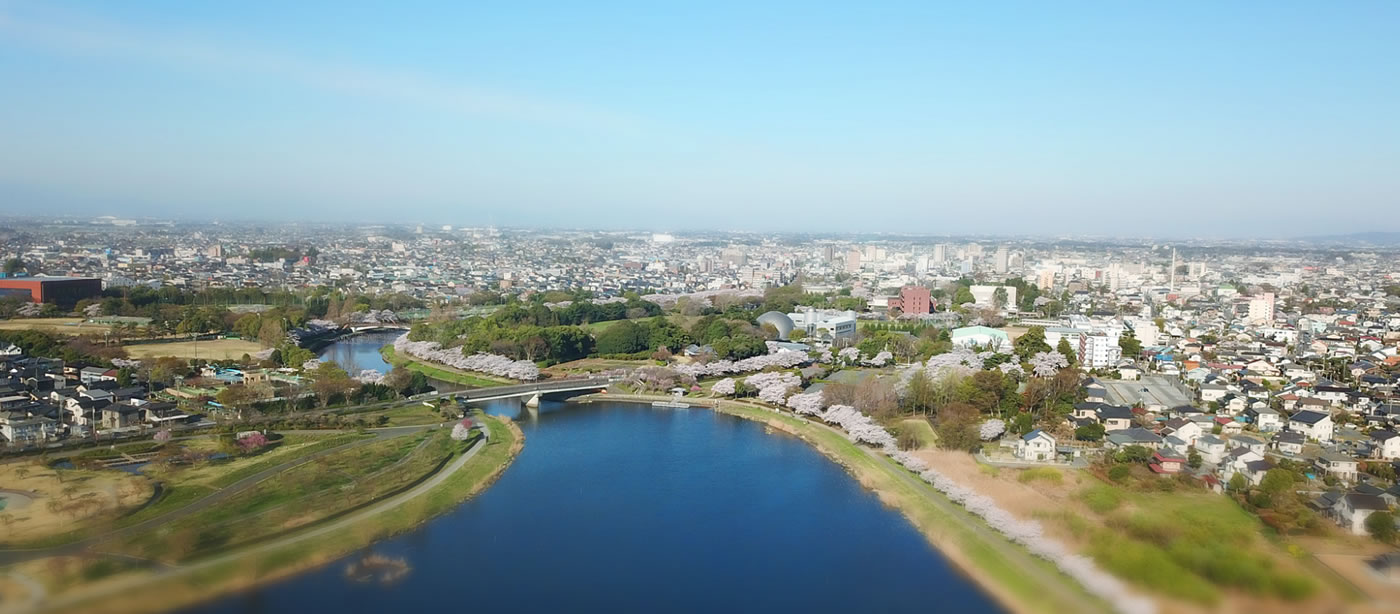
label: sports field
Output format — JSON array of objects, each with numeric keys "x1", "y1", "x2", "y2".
[{"x1": 123, "y1": 339, "x2": 264, "y2": 360}]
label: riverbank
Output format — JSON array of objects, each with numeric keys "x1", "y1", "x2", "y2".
[
  {"x1": 379, "y1": 345, "x2": 512, "y2": 388},
  {"x1": 582, "y1": 393, "x2": 1110, "y2": 614},
  {"x1": 11, "y1": 416, "x2": 524, "y2": 614}
]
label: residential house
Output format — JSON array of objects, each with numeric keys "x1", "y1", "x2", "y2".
[
  {"x1": 101, "y1": 404, "x2": 142, "y2": 430},
  {"x1": 1245, "y1": 406, "x2": 1283, "y2": 432},
  {"x1": 1333, "y1": 493, "x2": 1388, "y2": 535},
  {"x1": 1150, "y1": 450, "x2": 1187, "y2": 474},
  {"x1": 1015, "y1": 430, "x2": 1056, "y2": 462},
  {"x1": 1289, "y1": 410, "x2": 1334, "y2": 443},
  {"x1": 1195, "y1": 434, "x2": 1228, "y2": 465},
  {"x1": 1369, "y1": 430, "x2": 1400, "y2": 461},
  {"x1": 1096, "y1": 405, "x2": 1135, "y2": 431},
  {"x1": 1161, "y1": 418, "x2": 1203, "y2": 446},
  {"x1": 1272, "y1": 430, "x2": 1306, "y2": 456},
  {"x1": 1105, "y1": 427, "x2": 1163, "y2": 450},
  {"x1": 1316, "y1": 451, "x2": 1359, "y2": 484}
]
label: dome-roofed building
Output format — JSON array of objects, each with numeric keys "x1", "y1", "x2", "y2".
[{"x1": 757, "y1": 311, "x2": 795, "y2": 341}]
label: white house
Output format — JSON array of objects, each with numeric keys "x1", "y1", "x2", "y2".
[
  {"x1": 1316, "y1": 452, "x2": 1358, "y2": 484},
  {"x1": 1333, "y1": 493, "x2": 1388, "y2": 535},
  {"x1": 1161, "y1": 418, "x2": 1203, "y2": 447},
  {"x1": 1195, "y1": 434, "x2": 1228, "y2": 465},
  {"x1": 1288, "y1": 410, "x2": 1334, "y2": 443},
  {"x1": 1371, "y1": 430, "x2": 1400, "y2": 461},
  {"x1": 1015, "y1": 429, "x2": 1056, "y2": 462},
  {"x1": 1245, "y1": 407, "x2": 1284, "y2": 433}
]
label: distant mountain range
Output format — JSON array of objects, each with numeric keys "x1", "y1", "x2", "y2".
[{"x1": 1296, "y1": 232, "x2": 1400, "y2": 245}]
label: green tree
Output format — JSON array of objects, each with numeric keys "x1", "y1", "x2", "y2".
[
  {"x1": 953, "y1": 285, "x2": 974, "y2": 305},
  {"x1": 1119, "y1": 334, "x2": 1142, "y2": 358},
  {"x1": 1228, "y1": 473, "x2": 1247, "y2": 493},
  {"x1": 2, "y1": 258, "x2": 25, "y2": 275},
  {"x1": 1366, "y1": 511, "x2": 1397, "y2": 544},
  {"x1": 992, "y1": 287, "x2": 1008, "y2": 310},
  {"x1": 1056, "y1": 337, "x2": 1077, "y2": 366},
  {"x1": 1187, "y1": 449, "x2": 1202, "y2": 469},
  {"x1": 1074, "y1": 423, "x2": 1105, "y2": 441},
  {"x1": 1013, "y1": 326, "x2": 1051, "y2": 361},
  {"x1": 1115, "y1": 445, "x2": 1152, "y2": 464},
  {"x1": 1260, "y1": 468, "x2": 1295, "y2": 498},
  {"x1": 595, "y1": 320, "x2": 648, "y2": 355}
]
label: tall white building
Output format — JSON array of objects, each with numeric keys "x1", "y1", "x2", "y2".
[
  {"x1": 932, "y1": 244, "x2": 947, "y2": 264},
  {"x1": 1248, "y1": 293, "x2": 1275, "y2": 325},
  {"x1": 994, "y1": 246, "x2": 1009, "y2": 274}
]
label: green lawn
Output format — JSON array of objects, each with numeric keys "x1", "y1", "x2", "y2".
[
  {"x1": 897, "y1": 418, "x2": 937, "y2": 448},
  {"x1": 119, "y1": 430, "x2": 456, "y2": 561},
  {"x1": 1062, "y1": 479, "x2": 1316, "y2": 604}
]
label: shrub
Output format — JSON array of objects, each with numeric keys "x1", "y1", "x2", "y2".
[
  {"x1": 1108, "y1": 464, "x2": 1132, "y2": 482},
  {"x1": 1082, "y1": 485, "x2": 1124, "y2": 513},
  {"x1": 1019, "y1": 467, "x2": 1063, "y2": 484}
]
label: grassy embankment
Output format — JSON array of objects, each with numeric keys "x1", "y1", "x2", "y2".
[
  {"x1": 3, "y1": 433, "x2": 367, "y2": 549},
  {"x1": 36, "y1": 416, "x2": 522, "y2": 614},
  {"x1": 114, "y1": 431, "x2": 454, "y2": 561},
  {"x1": 1056, "y1": 479, "x2": 1319, "y2": 606},
  {"x1": 379, "y1": 345, "x2": 510, "y2": 388}
]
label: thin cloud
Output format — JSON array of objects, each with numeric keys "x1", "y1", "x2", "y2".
[{"x1": 0, "y1": 4, "x2": 641, "y2": 128}]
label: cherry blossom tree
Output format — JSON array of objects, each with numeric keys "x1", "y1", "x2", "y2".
[
  {"x1": 153, "y1": 429, "x2": 171, "y2": 444},
  {"x1": 393, "y1": 334, "x2": 541, "y2": 381},
  {"x1": 711, "y1": 378, "x2": 736, "y2": 397},
  {"x1": 1029, "y1": 351, "x2": 1069, "y2": 378},
  {"x1": 451, "y1": 419, "x2": 474, "y2": 441},
  {"x1": 864, "y1": 351, "x2": 893, "y2": 367},
  {"x1": 785, "y1": 390, "x2": 826, "y2": 416},
  {"x1": 979, "y1": 419, "x2": 1006, "y2": 440},
  {"x1": 236, "y1": 432, "x2": 268, "y2": 453},
  {"x1": 838, "y1": 347, "x2": 861, "y2": 365}
]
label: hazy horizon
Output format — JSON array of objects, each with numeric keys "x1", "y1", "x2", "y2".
[{"x1": 2, "y1": 1, "x2": 1396, "y2": 236}]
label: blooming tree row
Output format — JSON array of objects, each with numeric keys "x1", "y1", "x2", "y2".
[
  {"x1": 356, "y1": 369, "x2": 386, "y2": 385},
  {"x1": 393, "y1": 334, "x2": 541, "y2": 381},
  {"x1": 746, "y1": 371, "x2": 801, "y2": 405},
  {"x1": 671, "y1": 349, "x2": 809, "y2": 378}
]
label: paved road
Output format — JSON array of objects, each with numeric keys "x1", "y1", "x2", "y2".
[
  {"x1": 27, "y1": 428, "x2": 495, "y2": 614},
  {"x1": 0, "y1": 425, "x2": 430, "y2": 566}
]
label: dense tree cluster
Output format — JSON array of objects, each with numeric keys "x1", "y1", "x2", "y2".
[{"x1": 393, "y1": 334, "x2": 541, "y2": 380}]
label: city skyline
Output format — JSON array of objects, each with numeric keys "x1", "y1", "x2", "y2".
[{"x1": 2, "y1": 1, "x2": 1397, "y2": 236}]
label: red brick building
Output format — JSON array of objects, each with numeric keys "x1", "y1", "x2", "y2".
[
  {"x1": 0, "y1": 276, "x2": 102, "y2": 306},
  {"x1": 888, "y1": 285, "x2": 932, "y2": 315}
]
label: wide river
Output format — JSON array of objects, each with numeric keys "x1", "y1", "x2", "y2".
[{"x1": 186, "y1": 339, "x2": 999, "y2": 613}]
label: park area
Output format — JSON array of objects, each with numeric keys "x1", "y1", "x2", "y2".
[{"x1": 122, "y1": 338, "x2": 264, "y2": 360}]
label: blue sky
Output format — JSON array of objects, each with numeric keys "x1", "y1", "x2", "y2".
[{"x1": 1, "y1": 1, "x2": 1396, "y2": 237}]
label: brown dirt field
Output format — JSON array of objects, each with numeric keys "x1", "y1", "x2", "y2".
[
  {"x1": 0, "y1": 461, "x2": 152, "y2": 543},
  {"x1": 123, "y1": 339, "x2": 263, "y2": 360}
]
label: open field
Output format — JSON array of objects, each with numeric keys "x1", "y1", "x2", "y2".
[
  {"x1": 0, "y1": 463, "x2": 152, "y2": 545},
  {"x1": 0, "y1": 317, "x2": 102, "y2": 333},
  {"x1": 122, "y1": 339, "x2": 264, "y2": 360}
]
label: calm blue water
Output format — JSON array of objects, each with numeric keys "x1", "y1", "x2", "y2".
[
  {"x1": 317, "y1": 331, "x2": 400, "y2": 375},
  {"x1": 184, "y1": 399, "x2": 998, "y2": 614}
]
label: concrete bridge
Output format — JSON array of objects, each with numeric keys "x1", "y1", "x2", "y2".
[{"x1": 451, "y1": 376, "x2": 617, "y2": 407}]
